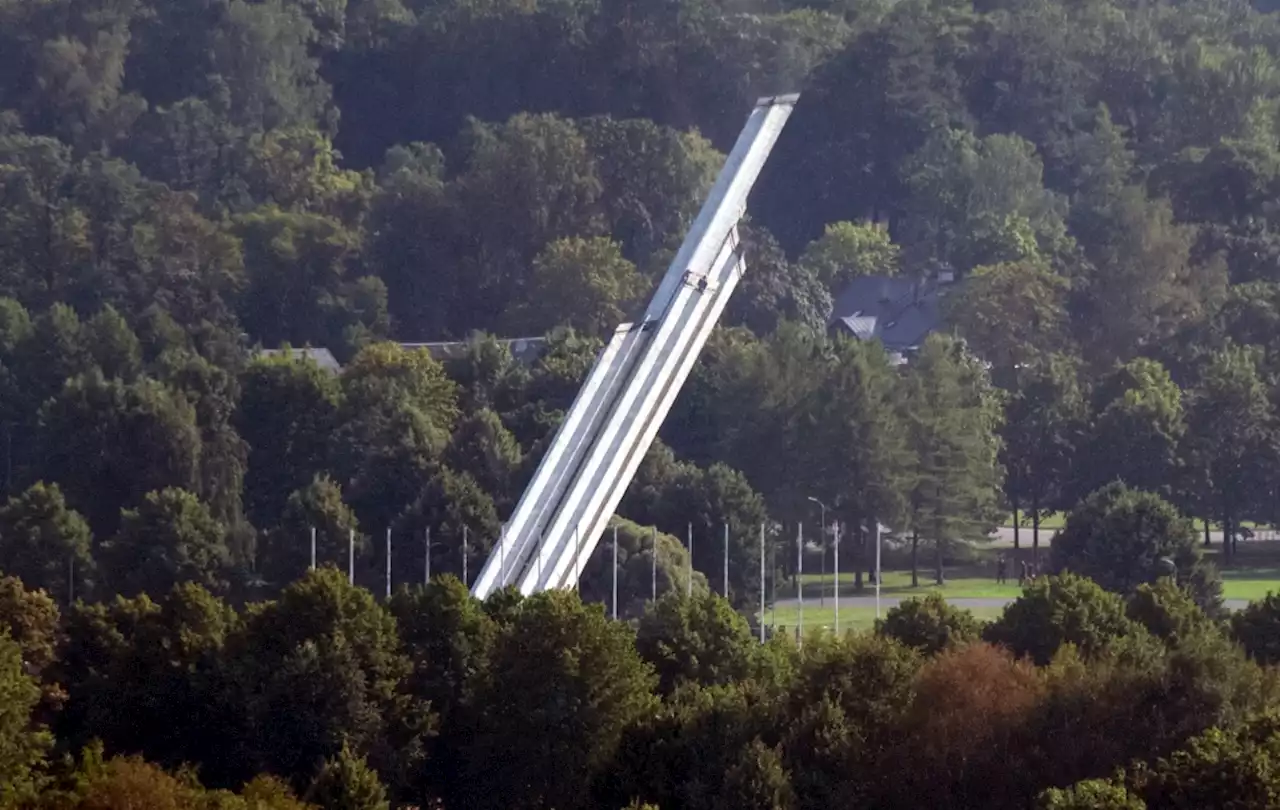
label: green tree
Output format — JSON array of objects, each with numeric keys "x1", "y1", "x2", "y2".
[
  {"x1": 1076, "y1": 187, "x2": 1223, "y2": 364},
  {"x1": 943, "y1": 261, "x2": 1069, "y2": 380},
  {"x1": 1232, "y1": 593, "x2": 1280, "y2": 665},
  {"x1": 984, "y1": 573, "x2": 1138, "y2": 665},
  {"x1": 1074, "y1": 358, "x2": 1185, "y2": 503},
  {"x1": 333, "y1": 343, "x2": 458, "y2": 529},
  {"x1": 635, "y1": 592, "x2": 766, "y2": 695},
  {"x1": 388, "y1": 576, "x2": 495, "y2": 803},
  {"x1": 152, "y1": 349, "x2": 250, "y2": 539},
  {"x1": 728, "y1": 224, "x2": 833, "y2": 335},
  {"x1": 52, "y1": 584, "x2": 239, "y2": 783},
  {"x1": 0, "y1": 630, "x2": 53, "y2": 803},
  {"x1": 459, "y1": 590, "x2": 658, "y2": 810},
  {"x1": 1050, "y1": 483, "x2": 1221, "y2": 611},
  {"x1": 260, "y1": 474, "x2": 364, "y2": 588},
  {"x1": 715, "y1": 738, "x2": 796, "y2": 810},
  {"x1": 1126, "y1": 579, "x2": 1214, "y2": 647},
  {"x1": 1183, "y1": 344, "x2": 1274, "y2": 560},
  {"x1": 39, "y1": 372, "x2": 203, "y2": 536},
  {"x1": 229, "y1": 567, "x2": 430, "y2": 792},
  {"x1": 452, "y1": 113, "x2": 606, "y2": 328},
  {"x1": 445, "y1": 408, "x2": 523, "y2": 511},
  {"x1": 1130, "y1": 714, "x2": 1280, "y2": 808},
  {"x1": 799, "y1": 335, "x2": 911, "y2": 589},
  {"x1": 238, "y1": 127, "x2": 372, "y2": 221},
  {"x1": 902, "y1": 334, "x2": 1005, "y2": 584},
  {"x1": 576, "y1": 518, "x2": 710, "y2": 619},
  {"x1": 1001, "y1": 354, "x2": 1087, "y2": 554},
  {"x1": 899, "y1": 128, "x2": 1069, "y2": 272},
  {"x1": 105, "y1": 488, "x2": 230, "y2": 598},
  {"x1": 83, "y1": 305, "x2": 142, "y2": 383},
  {"x1": 0, "y1": 481, "x2": 93, "y2": 598},
  {"x1": 364, "y1": 141, "x2": 455, "y2": 339},
  {"x1": 305, "y1": 742, "x2": 389, "y2": 810},
  {"x1": 578, "y1": 116, "x2": 721, "y2": 265},
  {"x1": 393, "y1": 467, "x2": 500, "y2": 585},
  {"x1": 1038, "y1": 779, "x2": 1145, "y2": 810},
  {"x1": 876, "y1": 593, "x2": 982, "y2": 656},
  {"x1": 787, "y1": 633, "x2": 920, "y2": 742},
  {"x1": 798, "y1": 220, "x2": 900, "y2": 287},
  {"x1": 507, "y1": 236, "x2": 648, "y2": 337},
  {"x1": 236, "y1": 351, "x2": 343, "y2": 528},
  {"x1": 232, "y1": 207, "x2": 379, "y2": 356},
  {"x1": 210, "y1": 0, "x2": 333, "y2": 132},
  {"x1": 0, "y1": 574, "x2": 60, "y2": 679}
]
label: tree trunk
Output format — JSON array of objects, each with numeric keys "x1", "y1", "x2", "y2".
[
  {"x1": 1012, "y1": 500, "x2": 1020, "y2": 551},
  {"x1": 868, "y1": 515, "x2": 878, "y2": 586},
  {"x1": 853, "y1": 520, "x2": 864, "y2": 593},
  {"x1": 934, "y1": 519, "x2": 945, "y2": 585},
  {"x1": 1031, "y1": 489, "x2": 1041, "y2": 564},
  {"x1": 911, "y1": 529, "x2": 919, "y2": 587},
  {"x1": 1222, "y1": 505, "x2": 1233, "y2": 564},
  {"x1": 1204, "y1": 518, "x2": 1211, "y2": 547}
]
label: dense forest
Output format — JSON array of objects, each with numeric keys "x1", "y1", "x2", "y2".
[{"x1": 8, "y1": 0, "x2": 1280, "y2": 805}]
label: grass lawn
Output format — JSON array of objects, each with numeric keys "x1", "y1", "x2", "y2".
[
  {"x1": 787, "y1": 567, "x2": 1024, "y2": 600},
  {"x1": 785, "y1": 561, "x2": 1280, "y2": 603},
  {"x1": 1002, "y1": 511, "x2": 1067, "y2": 530},
  {"x1": 998, "y1": 514, "x2": 1277, "y2": 533},
  {"x1": 763, "y1": 604, "x2": 1007, "y2": 635}
]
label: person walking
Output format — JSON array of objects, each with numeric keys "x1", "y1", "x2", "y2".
[{"x1": 996, "y1": 554, "x2": 1007, "y2": 584}]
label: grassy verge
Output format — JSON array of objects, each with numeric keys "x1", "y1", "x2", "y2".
[
  {"x1": 782, "y1": 565, "x2": 1280, "y2": 603},
  {"x1": 785, "y1": 567, "x2": 1024, "y2": 600},
  {"x1": 763, "y1": 604, "x2": 1007, "y2": 635},
  {"x1": 1001, "y1": 512, "x2": 1067, "y2": 530}
]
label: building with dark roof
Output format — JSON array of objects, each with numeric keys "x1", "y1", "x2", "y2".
[
  {"x1": 405, "y1": 337, "x2": 548, "y2": 366},
  {"x1": 828, "y1": 271, "x2": 956, "y2": 363},
  {"x1": 254, "y1": 347, "x2": 343, "y2": 372},
  {"x1": 253, "y1": 337, "x2": 548, "y2": 373}
]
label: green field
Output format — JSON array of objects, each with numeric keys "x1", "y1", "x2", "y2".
[
  {"x1": 1002, "y1": 512, "x2": 1067, "y2": 530},
  {"x1": 782, "y1": 562, "x2": 1280, "y2": 604},
  {"x1": 787, "y1": 568, "x2": 1022, "y2": 600},
  {"x1": 1000, "y1": 514, "x2": 1277, "y2": 534},
  {"x1": 764, "y1": 603, "x2": 1007, "y2": 635}
]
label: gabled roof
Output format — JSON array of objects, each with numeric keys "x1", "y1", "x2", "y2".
[
  {"x1": 253, "y1": 337, "x2": 551, "y2": 373},
  {"x1": 402, "y1": 337, "x2": 548, "y2": 366},
  {"x1": 255, "y1": 347, "x2": 342, "y2": 372},
  {"x1": 828, "y1": 274, "x2": 952, "y2": 354}
]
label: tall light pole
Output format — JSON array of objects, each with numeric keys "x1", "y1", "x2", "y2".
[
  {"x1": 687, "y1": 522, "x2": 693, "y2": 598},
  {"x1": 833, "y1": 522, "x2": 840, "y2": 635},
  {"x1": 650, "y1": 527, "x2": 657, "y2": 601},
  {"x1": 759, "y1": 523, "x2": 766, "y2": 643},
  {"x1": 797, "y1": 522, "x2": 804, "y2": 643},
  {"x1": 874, "y1": 521, "x2": 882, "y2": 619},
  {"x1": 723, "y1": 522, "x2": 730, "y2": 598},
  {"x1": 807, "y1": 497, "x2": 827, "y2": 607}
]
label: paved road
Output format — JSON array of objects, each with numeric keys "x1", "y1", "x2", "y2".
[
  {"x1": 776, "y1": 595, "x2": 1251, "y2": 611},
  {"x1": 990, "y1": 527, "x2": 1268, "y2": 547}
]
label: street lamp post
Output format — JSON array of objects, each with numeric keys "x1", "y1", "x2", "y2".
[
  {"x1": 874, "y1": 521, "x2": 882, "y2": 619},
  {"x1": 834, "y1": 521, "x2": 840, "y2": 635},
  {"x1": 807, "y1": 497, "x2": 827, "y2": 608}
]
